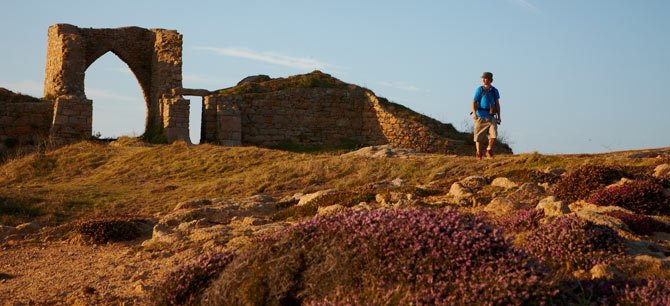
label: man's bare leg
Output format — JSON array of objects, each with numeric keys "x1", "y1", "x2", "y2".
[{"x1": 486, "y1": 138, "x2": 496, "y2": 158}]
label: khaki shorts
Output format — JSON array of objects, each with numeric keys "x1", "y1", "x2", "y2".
[{"x1": 473, "y1": 117, "x2": 498, "y2": 142}]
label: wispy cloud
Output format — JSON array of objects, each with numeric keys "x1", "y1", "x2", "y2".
[
  {"x1": 0, "y1": 80, "x2": 43, "y2": 97},
  {"x1": 183, "y1": 74, "x2": 232, "y2": 87},
  {"x1": 193, "y1": 46, "x2": 343, "y2": 71},
  {"x1": 378, "y1": 81, "x2": 427, "y2": 93},
  {"x1": 508, "y1": 0, "x2": 540, "y2": 12},
  {"x1": 86, "y1": 87, "x2": 139, "y2": 102}
]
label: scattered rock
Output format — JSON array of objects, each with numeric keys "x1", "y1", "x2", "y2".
[
  {"x1": 376, "y1": 192, "x2": 415, "y2": 207},
  {"x1": 145, "y1": 224, "x2": 182, "y2": 245},
  {"x1": 174, "y1": 199, "x2": 212, "y2": 211},
  {"x1": 298, "y1": 189, "x2": 337, "y2": 206},
  {"x1": 279, "y1": 193, "x2": 304, "y2": 203},
  {"x1": 654, "y1": 164, "x2": 670, "y2": 178},
  {"x1": 484, "y1": 197, "x2": 522, "y2": 215},
  {"x1": 606, "y1": 177, "x2": 634, "y2": 189},
  {"x1": 626, "y1": 239, "x2": 666, "y2": 257},
  {"x1": 15, "y1": 222, "x2": 41, "y2": 234},
  {"x1": 342, "y1": 145, "x2": 418, "y2": 158},
  {"x1": 247, "y1": 194, "x2": 275, "y2": 203},
  {"x1": 391, "y1": 178, "x2": 406, "y2": 187},
  {"x1": 544, "y1": 167, "x2": 566, "y2": 176},
  {"x1": 449, "y1": 182, "x2": 473, "y2": 199},
  {"x1": 491, "y1": 177, "x2": 518, "y2": 189},
  {"x1": 536, "y1": 196, "x2": 570, "y2": 218},
  {"x1": 575, "y1": 210, "x2": 630, "y2": 233},
  {"x1": 508, "y1": 183, "x2": 547, "y2": 205},
  {"x1": 460, "y1": 176, "x2": 488, "y2": 190},
  {"x1": 317, "y1": 204, "x2": 345, "y2": 216},
  {"x1": 242, "y1": 217, "x2": 269, "y2": 226}
]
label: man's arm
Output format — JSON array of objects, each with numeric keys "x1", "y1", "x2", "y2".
[
  {"x1": 495, "y1": 99, "x2": 501, "y2": 124},
  {"x1": 472, "y1": 100, "x2": 478, "y2": 120}
]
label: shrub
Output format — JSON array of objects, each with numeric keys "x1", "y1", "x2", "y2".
[
  {"x1": 617, "y1": 278, "x2": 670, "y2": 306},
  {"x1": 604, "y1": 210, "x2": 670, "y2": 236},
  {"x1": 152, "y1": 252, "x2": 235, "y2": 306},
  {"x1": 553, "y1": 165, "x2": 624, "y2": 203},
  {"x1": 202, "y1": 209, "x2": 558, "y2": 305},
  {"x1": 492, "y1": 208, "x2": 545, "y2": 234},
  {"x1": 72, "y1": 216, "x2": 147, "y2": 243},
  {"x1": 588, "y1": 180, "x2": 668, "y2": 215},
  {"x1": 523, "y1": 215, "x2": 625, "y2": 271}
]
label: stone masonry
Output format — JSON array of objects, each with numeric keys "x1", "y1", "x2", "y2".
[
  {"x1": 0, "y1": 89, "x2": 54, "y2": 150},
  {"x1": 43, "y1": 24, "x2": 189, "y2": 143},
  {"x1": 201, "y1": 72, "x2": 473, "y2": 153}
]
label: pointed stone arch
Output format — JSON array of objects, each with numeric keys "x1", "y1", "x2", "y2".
[{"x1": 44, "y1": 23, "x2": 190, "y2": 143}]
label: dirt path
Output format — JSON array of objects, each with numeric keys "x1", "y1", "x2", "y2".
[{"x1": 0, "y1": 241, "x2": 194, "y2": 305}]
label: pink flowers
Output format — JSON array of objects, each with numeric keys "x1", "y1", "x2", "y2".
[
  {"x1": 203, "y1": 209, "x2": 557, "y2": 305},
  {"x1": 588, "y1": 180, "x2": 667, "y2": 215}
]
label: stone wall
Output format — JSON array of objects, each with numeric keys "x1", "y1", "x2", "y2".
[
  {"x1": 0, "y1": 98, "x2": 54, "y2": 151},
  {"x1": 203, "y1": 88, "x2": 388, "y2": 148},
  {"x1": 43, "y1": 24, "x2": 185, "y2": 143}
]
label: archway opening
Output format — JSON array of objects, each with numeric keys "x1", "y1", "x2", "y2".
[
  {"x1": 84, "y1": 52, "x2": 146, "y2": 140},
  {"x1": 189, "y1": 97, "x2": 203, "y2": 144}
]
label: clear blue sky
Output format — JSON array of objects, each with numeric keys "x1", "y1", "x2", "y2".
[{"x1": 2, "y1": 0, "x2": 669, "y2": 153}]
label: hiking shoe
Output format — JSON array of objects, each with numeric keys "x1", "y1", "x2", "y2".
[
  {"x1": 476, "y1": 151, "x2": 482, "y2": 160},
  {"x1": 486, "y1": 149, "x2": 494, "y2": 159}
]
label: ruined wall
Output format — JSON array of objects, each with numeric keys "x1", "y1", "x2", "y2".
[
  {"x1": 0, "y1": 98, "x2": 54, "y2": 151},
  {"x1": 203, "y1": 88, "x2": 388, "y2": 147},
  {"x1": 365, "y1": 92, "x2": 450, "y2": 153},
  {"x1": 43, "y1": 24, "x2": 187, "y2": 143}
]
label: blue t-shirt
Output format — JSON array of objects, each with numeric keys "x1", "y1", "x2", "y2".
[{"x1": 473, "y1": 86, "x2": 500, "y2": 118}]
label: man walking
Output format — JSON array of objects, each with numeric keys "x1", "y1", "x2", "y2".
[{"x1": 472, "y1": 72, "x2": 501, "y2": 159}]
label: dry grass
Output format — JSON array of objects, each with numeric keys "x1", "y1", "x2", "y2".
[{"x1": 0, "y1": 140, "x2": 666, "y2": 226}]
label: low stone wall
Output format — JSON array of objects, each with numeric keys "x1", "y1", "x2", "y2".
[
  {"x1": 0, "y1": 99, "x2": 54, "y2": 150},
  {"x1": 203, "y1": 88, "x2": 388, "y2": 147}
]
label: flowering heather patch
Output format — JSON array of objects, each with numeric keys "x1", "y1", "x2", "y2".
[
  {"x1": 152, "y1": 252, "x2": 235, "y2": 306},
  {"x1": 202, "y1": 209, "x2": 558, "y2": 305},
  {"x1": 588, "y1": 180, "x2": 668, "y2": 215},
  {"x1": 553, "y1": 165, "x2": 624, "y2": 203},
  {"x1": 523, "y1": 215, "x2": 625, "y2": 271},
  {"x1": 616, "y1": 278, "x2": 670, "y2": 306},
  {"x1": 492, "y1": 208, "x2": 545, "y2": 234},
  {"x1": 72, "y1": 216, "x2": 146, "y2": 244},
  {"x1": 604, "y1": 210, "x2": 670, "y2": 236}
]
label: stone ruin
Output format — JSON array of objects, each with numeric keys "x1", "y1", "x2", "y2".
[{"x1": 0, "y1": 24, "x2": 511, "y2": 155}]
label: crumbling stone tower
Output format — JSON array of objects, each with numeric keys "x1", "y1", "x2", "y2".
[{"x1": 44, "y1": 24, "x2": 190, "y2": 143}]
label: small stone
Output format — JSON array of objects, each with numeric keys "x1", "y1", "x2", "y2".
[
  {"x1": 15, "y1": 222, "x2": 41, "y2": 234},
  {"x1": 544, "y1": 167, "x2": 566, "y2": 176},
  {"x1": 654, "y1": 164, "x2": 670, "y2": 178},
  {"x1": 484, "y1": 197, "x2": 522, "y2": 215},
  {"x1": 298, "y1": 189, "x2": 337, "y2": 206},
  {"x1": 174, "y1": 199, "x2": 212, "y2": 211},
  {"x1": 247, "y1": 194, "x2": 275, "y2": 203},
  {"x1": 449, "y1": 182, "x2": 473, "y2": 199},
  {"x1": 536, "y1": 196, "x2": 570, "y2": 217},
  {"x1": 391, "y1": 178, "x2": 405, "y2": 187},
  {"x1": 491, "y1": 177, "x2": 518, "y2": 189},
  {"x1": 317, "y1": 204, "x2": 345, "y2": 217},
  {"x1": 242, "y1": 217, "x2": 268, "y2": 226},
  {"x1": 460, "y1": 176, "x2": 488, "y2": 189}
]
